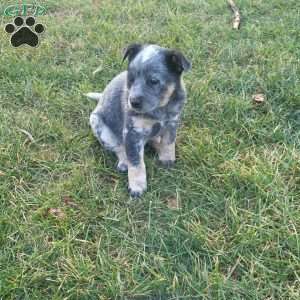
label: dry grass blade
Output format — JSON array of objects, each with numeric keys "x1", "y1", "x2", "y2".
[
  {"x1": 18, "y1": 128, "x2": 35, "y2": 143},
  {"x1": 226, "y1": 256, "x2": 241, "y2": 280},
  {"x1": 228, "y1": 0, "x2": 241, "y2": 29},
  {"x1": 93, "y1": 65, "x2": 103, "y2": 75}
]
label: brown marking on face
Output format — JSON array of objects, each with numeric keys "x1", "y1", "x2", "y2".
[{"x1": 159, "y1": 83, "x2": 176, "y2": 107}]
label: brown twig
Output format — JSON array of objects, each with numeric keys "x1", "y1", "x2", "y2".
[{"x1": 228, "y1": 0, "x2": 241, "y2": 29}]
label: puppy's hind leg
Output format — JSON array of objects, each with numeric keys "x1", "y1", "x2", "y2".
[
  {"x1": 90, "y1": 113, "x2": 119, "y2": 151},
  {"x1": 90, "y1": 113, "x2": 128, "y2": 172}
]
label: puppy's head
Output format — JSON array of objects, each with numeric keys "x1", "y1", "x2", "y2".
[{"x1": 123, "y1": 43, "x2": 191, "y2": 113}]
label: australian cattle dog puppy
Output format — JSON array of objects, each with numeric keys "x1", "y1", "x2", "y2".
[{"x1": 87, "y1": 43, "x2": 191, "y2": 197}]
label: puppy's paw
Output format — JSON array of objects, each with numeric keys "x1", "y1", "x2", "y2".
[
  {"x1": 128, "y1": 181, "x2": 147, "y2": 198},
  {"x1": 128, "y1": 187, "x2": 146, "y2": 198},
  {"x1": 128, "y1": 164, "x2": 147, "y2": 198},
  {"x1": 116, "y1": 162, "x2": 128, "y2": 173},
  {"x1": 158, "y1": 160, "x2": 175, "y2": 168}
]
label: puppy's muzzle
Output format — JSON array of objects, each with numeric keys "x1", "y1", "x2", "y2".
[{"x1": 130, "y1": 96, "x2": 143, "y2": 110}]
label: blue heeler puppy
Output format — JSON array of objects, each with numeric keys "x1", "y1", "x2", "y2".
[{"x1": 87, "y1": 43, "x2": 191, "y2": 197}]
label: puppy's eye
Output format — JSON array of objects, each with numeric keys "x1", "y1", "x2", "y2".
[{"x1": 149, "y1": 78, "x2": 160, "y2": 85}]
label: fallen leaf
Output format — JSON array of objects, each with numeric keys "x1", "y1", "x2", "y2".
[
  {"x1": 62, "y1": 195, "x2": 79, "y2": 208},
  {"x1": 252, "y1": 93, "x2": 265, "y2": 103},
  {"x1": 0, "y1": 171, "x2": 5, "y2": 176},
  {"x1": 47, "y1": 208, "x2": 65, "y2": 219},
  {"x1": 167, "y1": 196, "x2": 181, "y2": 210}
]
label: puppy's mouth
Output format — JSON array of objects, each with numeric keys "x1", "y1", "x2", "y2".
[
  {"x1": 128, "y1": 101, "x2": 155, "y2": 114},
  {"x1": 128, "y1": 100, "x2": 151, "y2": 113}
]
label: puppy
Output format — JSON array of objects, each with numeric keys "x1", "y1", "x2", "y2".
[{"x1": 87, "y1": 43, "x2": 191, "y2": 197}]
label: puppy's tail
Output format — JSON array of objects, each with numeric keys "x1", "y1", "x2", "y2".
[{"x1": 85, "y1": 92, "x2": 103, "y2": 102}]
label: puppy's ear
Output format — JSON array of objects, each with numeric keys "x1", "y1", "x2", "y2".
[
  {"x1": 122, "y1": 43, "x2": 143, "y2": 63},
  {"x1": 165, "y1": 50, "x2": 191, "y2": 74}
]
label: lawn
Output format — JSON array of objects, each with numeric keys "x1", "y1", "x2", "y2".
[{"x1": 1, "y1": 0, "x2": 300, "y2": 299}]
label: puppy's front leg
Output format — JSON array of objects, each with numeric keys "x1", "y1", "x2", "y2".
[
  {"x1": 158, "y1": 123, "x2": 178, "y2": 168},
  {"x1": 125, "y1": 129, "x2": 147, "y2": 197}
]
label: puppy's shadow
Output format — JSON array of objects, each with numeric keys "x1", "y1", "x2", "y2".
[
  {"x1": 89, "y1": 140, "x2": 116, "y2": 166},
  {"x1": 144, "y1": 142, "x2": 158, "y2": 158},
  {"x1": 90, "y1": 138, "x2": 158, "y2": 170}
]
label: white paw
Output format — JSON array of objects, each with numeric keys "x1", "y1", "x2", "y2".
[
  {"x1": 128, "y1": 184, "x2": 147, "y2": 198},
  {"x1": 128, "y1": 175, "x2": 147, "y2": 198}
]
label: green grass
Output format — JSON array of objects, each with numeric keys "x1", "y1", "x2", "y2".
[{"x1": 1, "y1": 0, "x2": 300, "y2": 299}]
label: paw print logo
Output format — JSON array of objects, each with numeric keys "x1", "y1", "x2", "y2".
[{"x1": 5, "y1": 16, "x2": 45, "y2": 48}]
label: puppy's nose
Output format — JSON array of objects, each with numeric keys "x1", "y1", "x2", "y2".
[{"x1": 130, "y1": 96, "x2": 143, "y2": 109}]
